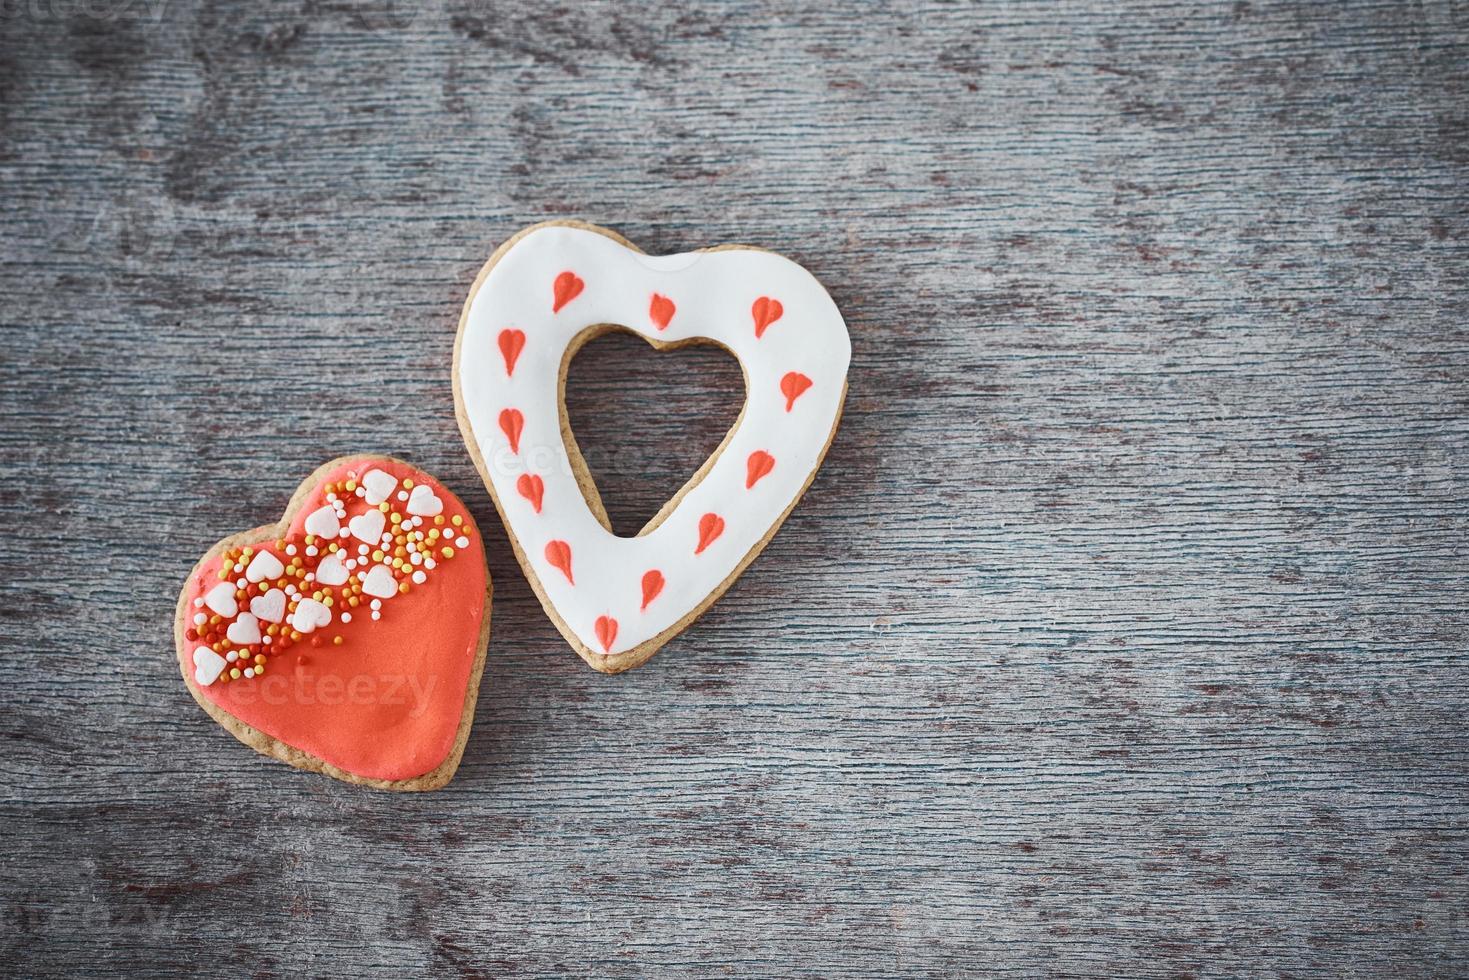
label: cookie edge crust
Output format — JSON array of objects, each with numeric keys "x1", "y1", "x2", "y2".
[{"x1": 172, "y1": 454, "x2": 494, "y2": 792}]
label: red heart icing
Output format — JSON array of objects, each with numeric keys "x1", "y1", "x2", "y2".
[
  {"x1": 640, "y1": 569, "x2": 664, "y2": 610},
  {"x1": 649, "y1": 292, "x2": 676, "y2": 331},
  {"x1": 746, "y1": 450, "x2": 775, "y2": 489},
  {"x1": 545, "y1": 539, "x2": 574, "y2": 584},
  {"x1": 553, "y1": 270, "x2": 584, "y2": 313},
  {"x1": 516, "y1": 472, "x2": 544, "y2": 513},
  {"x1": 176, "y1": 457, "x2": 489, "y2": 787},
  {"x1": 498, "y1": 328, "x2": 526, "y2": 376},
  {"x1": 695, "y1": 513, "x2": 725, "y2": 555},
  {"x1": 595, "y1": 615, "x2": 618, "y2": 653},
  {"x1": 752, "y1": 296, "x2": 783, "y2": 338},
  {"x1": 499, "y1": 408, "x2": 524, "y2": 454},
  {"x1": 780, "y1": 371, "x2": 813, "y2": 411}
]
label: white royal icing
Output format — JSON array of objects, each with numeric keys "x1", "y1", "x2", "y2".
[
  {"x1": 406, "y1": 484, "x2": 443, "y2": 517},
  {"x1": 314, "y1": 552, "x2": 349, "y2": 586},
  {"x1": 226, "y1": 612, "x2": 262, "y2": 645},
  {"x1": 303, "y1": 505, "x2": 340, "y2": 539},
  {"x1": 289, "y1": 597, "x2": 332, "y2": 634},
  {"x1": 203, "y1": 582, "x2": 238, "y2": 619},
  {"x1": 193, "y1": 646, "x2": 227, "y2": 686},
  {"x1": 244, "y1": 549, "x2": 284, "y2": 584},
  {"x1": 348, "y1": 509, "x2": 386, "y2": 545},
  {"x1": 458, "y1": 224, "x2": 850, "y2": 656},
  {"x1": 361, "y1": 468, "x2": 398, "y2": 505},
  {"x1": 361, "y1": 564, "x2": 399, "y2": 599},
  {"x1": 249, "y1": 588, "x2": 286, "y2": 624}
]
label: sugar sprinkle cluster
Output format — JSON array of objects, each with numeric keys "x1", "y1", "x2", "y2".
[{"x1": 187, "y1": 466, "x2": 474, "y2": 687}]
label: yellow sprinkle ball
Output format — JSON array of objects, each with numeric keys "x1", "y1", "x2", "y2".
[
  {"x1": 403, "y1": 478, "x2": 414, "y2": 489},
  {"x1": 441, "y1": 546, "x2": 455, "y2": 559},
  {"x1": 451, "y1": 515, "x2": 463, "y2": 527}
]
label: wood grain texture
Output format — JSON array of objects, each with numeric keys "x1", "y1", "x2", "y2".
[{"x1": 1, "y1": 0, "x2": 1466, "y2": 975}]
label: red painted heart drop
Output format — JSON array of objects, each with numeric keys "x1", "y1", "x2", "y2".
[
  {"x1": 499, "y1": 408, "x2": 524, "y2": 453},
  {"x1": 545, "y1": 539, "x2": 573, "y2": 584},
  {"x1": 498, "y1": 329, "x2": 525, "y2": 376},
  {"x1": 553, "y1": 271, "x2": 584, "y2": 313},
  {"x1": 595, "y1": 615, "x2": 618, "y2": 653},
  {"x1": 752, "y1": 296, "x2": 783, "y2": 338},
  {"x1": 650, "y1": 293, "x2": 675, "y2": 331},
  {"x1": 641, "y1": 570, "x2": 664, "y2": 610},
  {"x1": 695, "y1": 513, "x2": 725, "y2": 555},
  {"x1": 746, "y1": 450, "x2": 775, "y2": 489},
  {"x1": 517, "y1": 473, "x2": 544, "y2": 513},
  {"x1": 780, "y1": 372, "x2": 813, "y2": 412}
]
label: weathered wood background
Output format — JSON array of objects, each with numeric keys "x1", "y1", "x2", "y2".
[{"x1": 2, "y1": 0, "x2": 1467, "y2": 975}]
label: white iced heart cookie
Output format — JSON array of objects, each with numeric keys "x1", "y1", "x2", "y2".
[{"x1": 454, "y1": 220, "x2": 850, "y2": 673}]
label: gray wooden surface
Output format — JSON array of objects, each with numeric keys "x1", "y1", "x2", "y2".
[{"x1": 2, "y1": 0, "x2": 1467, "y2": 975}]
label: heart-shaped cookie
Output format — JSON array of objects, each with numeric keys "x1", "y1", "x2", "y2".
[
  {"x1": 454, "y1": 221, "x2": 850, "y2": 673},
  {"x1": 174, "y1": 456, "x2": 492, "y2": 790}
]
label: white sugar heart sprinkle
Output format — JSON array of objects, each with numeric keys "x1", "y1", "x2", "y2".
[
  {"x1": 361, "y1": 564, "x2": 399, "y2": 599},
  {"x1": 348, "y1": 509, "x2": 386, "y2": 544},
  {"x1": 193, "y1": 646, "x2": 226, "y2": 686},
  {"x1": 226, "y1": 612, "x2": 262, "y2": 645},
  {"x1": 245, "y1": 550, "x2": 284, "y2": 583},
  {"x1": 203, "y1": 582, "x2": 238, "y2": 618},
  {"x1": 289, "y1": 597, "x2": 332, "y2": 633},
  {"x1": 406, "y1": 484, "x2": 443, "y2": 517},
  {"x1": 314, "y1": 553, "x2": 349, "y2": 586},
  {"x1": 249, "y1": 588, "x2": 286, "y2": 623},
  {"x1": 361, "y1": 468, "x2": 398, "y2": 505},
  {"x1": 303, "y1": 505, "x2": 340, "y2": 538}
]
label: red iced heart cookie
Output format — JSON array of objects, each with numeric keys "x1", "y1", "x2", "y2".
[{"x1": 174, "y1": 456, "x2": 491, "y2": 790}]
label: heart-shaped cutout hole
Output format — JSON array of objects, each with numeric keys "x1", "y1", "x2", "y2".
[{"x1": 561, "y1": 328, "x2": 745, "y2": 537}]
